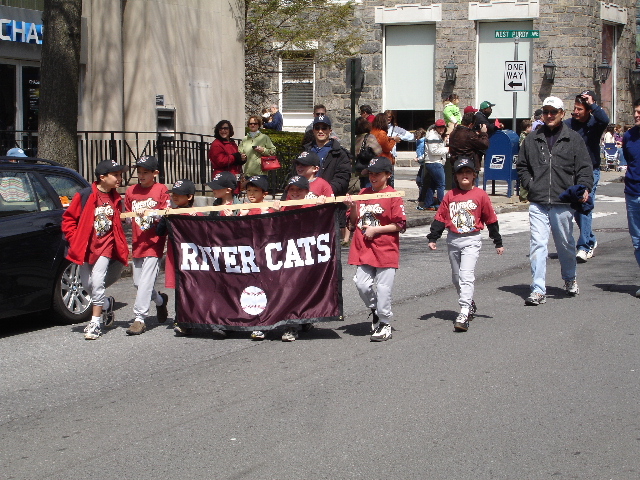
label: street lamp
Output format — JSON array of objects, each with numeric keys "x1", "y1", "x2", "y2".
[
  {"x1": 597, "y1": 58, "x2": 612, "y2": 84},
  {"x1": 543, "y1": 50, "x2": 556, "y2": 82},
  {"x1": 444, "y1": 55, "x2": 457, "y2": 83}
]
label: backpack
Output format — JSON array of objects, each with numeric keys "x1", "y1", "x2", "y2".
[{"x1": 354, "y1": 134, "x2": 376, "y2": 172}]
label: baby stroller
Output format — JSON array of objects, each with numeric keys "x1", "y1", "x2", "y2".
[{"x1": 601, "y1": 143, "x2": 619, "y2": 171}]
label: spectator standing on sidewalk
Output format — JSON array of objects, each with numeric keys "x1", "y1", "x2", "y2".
[
  {"x1": 564, "y1": 90, "x2": 609, "y2": 263},
  {"x1": 621, "y1": 98, "x2": 640, "y2": 296},
  {"x1": 516, "y1": 97, "x2": 593, "y2": 306}
]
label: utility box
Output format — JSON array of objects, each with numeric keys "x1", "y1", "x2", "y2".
[{"x1": 482, "y1": 129, "x2": 520, "y2": 197}]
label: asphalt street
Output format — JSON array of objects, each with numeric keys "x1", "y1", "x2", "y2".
[{"x1": 1, "y1": 180, "x2": 639, "y2": 479}]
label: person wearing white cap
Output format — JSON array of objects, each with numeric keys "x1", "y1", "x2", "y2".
[{"x1": 516, "y1": 96, "x2": 594, "y2": 306}]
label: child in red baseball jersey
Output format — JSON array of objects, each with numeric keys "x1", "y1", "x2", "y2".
[
  {"x1": 294, "y1": 151, "x2": 334, "y2": 198},
  {"x1": 240, "y1": 175, "x2": 272, "y2": 216},
  {"x1": 344, "y1": 156, "x2": 406, "y2": 342},
  {"x1": 208, "y1": 171, "x2": 241, "y2": 217},
  {"x1": 124, "y1": 155, "x2": 171, "y2": 335},
  {"x1": 62, "y1": 159, "x2": 129, "y2": 340},
  {"x1": 427, "y1": 157, "x2": 504, "y2": 332}
]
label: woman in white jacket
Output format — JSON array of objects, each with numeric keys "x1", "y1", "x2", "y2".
[{"x1": 422, "y1": 119, "x2": 449, "y2": 210}]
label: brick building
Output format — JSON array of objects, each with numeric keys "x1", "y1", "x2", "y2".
[{"x1": 273, "y1": 0, "x2": 638, "y2": 150}]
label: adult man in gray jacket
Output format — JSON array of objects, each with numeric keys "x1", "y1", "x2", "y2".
[{"x1": 516, "y1": 96, "x2": 593, "y2": 306}]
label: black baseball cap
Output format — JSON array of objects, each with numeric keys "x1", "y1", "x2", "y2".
[
  {"x1": 170, "y1": 179, "x2": 196, "y2": 196},
  {"x1": 366, "y1": 156, "x2": 393, "y2": 173},
  {"x1": 287, "y1": 175, "x2": 310, "y2": 190},
  {"x1": 135, "y1": 155, "x2": 159, "y2": 171},
  {"x1": 245, "y1": 175, "x2": 269, "y2": 192},
  {"x1": 207, "y1": 171, "x2": 237, "y2": 190},
  {"x1": 312, "y1": 114, "x2": 332, "y2": 128},
  {"x1": 453, "y1": 157, "x2": 475, "y2": 173},
  {"x1": 295, "y1": 151, "x2": 320, "y2": 166},
  {"x1": 95, "y1": 159, "x2": 126, "y2": 176}
]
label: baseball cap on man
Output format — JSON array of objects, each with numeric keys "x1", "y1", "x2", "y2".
[
  {"x1": 7, "y1": 147, "x2": 27, "y2": 157},
  {"x1": 312, "y1": 114, "x2": 332, "y2": 128},
  {"x1": 542, "y1": 96, "x2": 564, "y2": 111},
  {"x1": 287, "y1": 175, "x2": 310, "y2": 190},
  {"x1": 366, "y1": 156, "x2": 393, "y2": 173},
  {"x1": 207, "y1": 171, "x2": 237, "y2": 191},
  {"x1": 479, "y1": 101, "x2": 495, "y2": 110},
  {"x1": 170, "y1": 179, "x2": 196, "y2": 196},
  {"x1": 95, "y1": 159, "x2": 126, "y2": 176},
  {"x1": 453, "y1": 157, "x2": 475, "y2": 173},
  {"x1": 135, "y1": 155, "x2": 159, "y2": 171},
  {"x1": 435, "y1": 119, "x2": 446, "y2": 127},
  {"x1": 463, "y1": 106, "x2": 478, "y2": 114},
  {"x1": 245, "y1": 175, "x2": 269, "y2": 192},
  {"x1": 295, "y1": 151, "x2": 320, "y2": 166}
]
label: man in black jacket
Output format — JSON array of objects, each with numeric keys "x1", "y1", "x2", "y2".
[
  {"x1": 302, "y1": 114, "x2": 352, "y2": 196},
  {"x1": 516, "y1": 96, "x2": 593, "y2": 306},
  {"x1": 473, "y1": 101, "x2": 504, "y2": 135}
]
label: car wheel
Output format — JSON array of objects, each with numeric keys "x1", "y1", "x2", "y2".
[{"x1": 52, "y1": 261, "x2": 92, "y2": 324}]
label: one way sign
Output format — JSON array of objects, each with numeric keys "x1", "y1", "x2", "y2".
[{"x1": 504, "y1": 61, "x2": 527, "y2": 91}]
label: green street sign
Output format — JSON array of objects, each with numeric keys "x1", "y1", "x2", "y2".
[{"x1": 495, "y1": 30, "x2": 540, "y2": 39}]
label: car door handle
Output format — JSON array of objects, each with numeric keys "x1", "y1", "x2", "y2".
[{"x1": 43, "y1": 223, "x2": 60, "y2": 233}]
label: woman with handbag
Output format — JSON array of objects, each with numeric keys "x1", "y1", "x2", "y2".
[
  {"x1": 238, "y1": 115, "x2": 277, "y2": 177},
  {"x1": 354, "y1": 117, "x2": 382, "y2": 188}
]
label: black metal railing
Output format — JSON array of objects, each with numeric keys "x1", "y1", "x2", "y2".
[{"x1": 3, "y1": 130, "x2": 300, "y2": 196}]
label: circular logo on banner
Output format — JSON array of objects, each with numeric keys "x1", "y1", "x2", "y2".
[{"x1": 240, "y1": 286, "x2": 268, "y2": 316}]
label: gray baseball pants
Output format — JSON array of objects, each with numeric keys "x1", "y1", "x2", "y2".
[
  {"x1": 79, "y1": 256, "x2": 124, "y2": 309},
  {"x1": 446, "y1": 231, "x2": 482, "y2": 313},
  {"x1": 132, "y1": 256, "x2": 162, "y2": 322},
  {"x1": 354, "y1": 265, "x2": 396, "y2": 323}
]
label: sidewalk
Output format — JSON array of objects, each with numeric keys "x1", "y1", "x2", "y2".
[{"x1": 394, "y1": 165, "x2": 624, "y2": 228}]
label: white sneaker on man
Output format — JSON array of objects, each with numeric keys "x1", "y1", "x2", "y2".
[
  {"x1": 586, "y1": 241, "x2": 598, "y2": 259},
  {"x1": 576, "y1": 249, "x2": 588, "y2": 263}
]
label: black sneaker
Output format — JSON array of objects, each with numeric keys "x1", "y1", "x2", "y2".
[
  {"x1": 453, "y1": 313, "x2": 469, "y2": 332},
  {"x1": 102, "y1": 296, "x2": 115, "y2": 328},
  {"x1": 369, "y1": 308, "x2": 379, "y2": 333},
  {"x1": 469, "y1": 300, "x2": 477, "y2": 320},
  {"x1": 156, "y1": 292, "x2": 169, "y2": 323}
]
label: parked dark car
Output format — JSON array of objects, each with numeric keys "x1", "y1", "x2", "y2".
[{"x1": 0, "y1": 156, "x2": 93, "y2": 323}]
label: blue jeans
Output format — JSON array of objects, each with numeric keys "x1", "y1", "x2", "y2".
[
  {"x1": 574, "y1": 168, "x2": 600, "y2": 252},
  {"x1": 625, "y1": 194, "x2": 640, "y2": 268},
  {"x1": 423, "y1": 162, "x2": 445, "y2": 208},
  {"x1": 529, "y1": 203, "x2": 577, "y2": 294}
]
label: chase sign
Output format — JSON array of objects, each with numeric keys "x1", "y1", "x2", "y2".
[{"x1": 1, "y1": 19, "x2": 43, "y2": 44}]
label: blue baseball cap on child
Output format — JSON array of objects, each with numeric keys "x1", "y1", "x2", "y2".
[{"x1": 245, "y1": 175, "x2": 269, "y2": 192}]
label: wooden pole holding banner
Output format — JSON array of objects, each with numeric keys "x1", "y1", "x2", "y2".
[{"x1": 120, "y1": 191, "x2": 406, "y2": 218}]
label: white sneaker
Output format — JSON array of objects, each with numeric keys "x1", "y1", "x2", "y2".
[
  {"x1": 586, "y1": 241, "x2": 598, "y2": 259},
  {"x1": 84, "y1": 321, "x2": 102, "y2": 340},
  {"x1": 251, "y1": 330, "x2": 265, "y2": 340},
  {"x1": 635, "y1": 288, "x2": 640, "y2": 298},
  {"x1": 370, "y1": 323, "x2": 392, "y2": 341},
  {"x1": 576, "y1": 250, "x2": 588, "y2": 263},
  {"x1": 282, "y1": 328, "x2": 298, "y2": 342},
  {"x1": 564, "y1": 279, "x2": 579, "y2": 296}
]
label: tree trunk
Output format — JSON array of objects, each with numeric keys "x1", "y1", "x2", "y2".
[{"x1": 38, "y1": 0, "x2": 82, "y2": 169}]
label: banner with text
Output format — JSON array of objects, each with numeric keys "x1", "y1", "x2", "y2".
[{"x1": 167, "y1": 204, "x2": 343, "y2": 331}]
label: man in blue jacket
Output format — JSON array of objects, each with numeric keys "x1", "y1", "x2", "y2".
[
  {"x1": 622, "y1": 98, "x2": 640, "y2": 297},
  {"x1": 263, "y1": 104, "x2": 283, "y2": 131},
  {"x1": 564, "y1": 90, "x2": 609, "y2": 263},
  {"x1": 517, "y1": 97, "x2": 593, "y2": 306}
]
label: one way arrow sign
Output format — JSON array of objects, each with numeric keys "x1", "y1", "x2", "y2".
[{"x1": 504, "y1": 61, "x2": 527, "y2": 91}]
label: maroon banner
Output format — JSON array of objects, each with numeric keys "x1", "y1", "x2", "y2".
[{"x1": 167, "y1": 204, "x2": 343, "y2": 331}]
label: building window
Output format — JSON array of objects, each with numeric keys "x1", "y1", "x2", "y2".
[
  {"x1": 0, "y1": 0, "x2": 44, "y2": 10},
  {"x1": 280, "y1": 53, "x2": 314, "y2": 113}
]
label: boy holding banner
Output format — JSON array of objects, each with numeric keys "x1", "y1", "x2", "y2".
[
  {"x1": 124, "y1": 156, "x2": 171, "y2": 336},
  {"x1": 344, "y1": 156, "x2": 406, "y2": 342}
]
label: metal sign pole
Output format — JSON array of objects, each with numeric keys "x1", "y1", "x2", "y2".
[{"x1": 513, "y1": 37, "x2": 518, "y2": 133}]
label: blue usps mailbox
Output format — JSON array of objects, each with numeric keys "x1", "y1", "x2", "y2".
[{"x1": 482, "y1": 129, "x2": 520, "y2": 198}]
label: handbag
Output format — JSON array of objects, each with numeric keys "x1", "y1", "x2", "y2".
[
  {"x1": 261, "y1": 155, "x2": 281, "y2": 171},
  {"x1": 354, "y1": 134, "x2": 376, "y2": 172}
]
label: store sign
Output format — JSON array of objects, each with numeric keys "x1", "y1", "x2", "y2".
[{"x1": 1, "y1": 19, "x2": 43, "y2": 44}]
